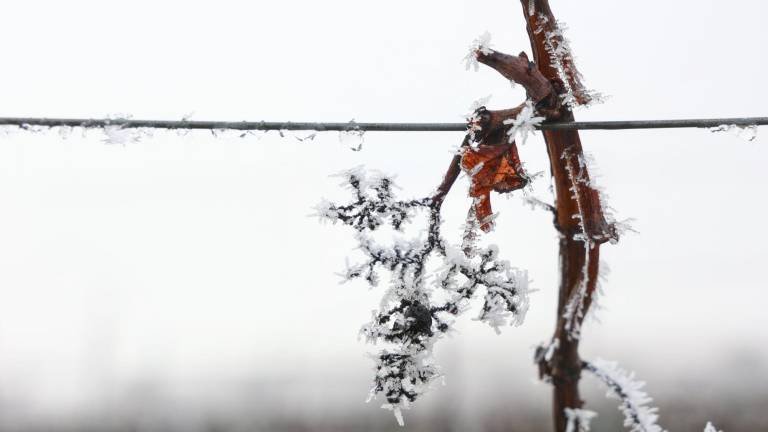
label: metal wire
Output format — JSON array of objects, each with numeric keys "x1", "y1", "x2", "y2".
[{"x1": 0, "y1": 117, "x2": 766, "y2": 132}]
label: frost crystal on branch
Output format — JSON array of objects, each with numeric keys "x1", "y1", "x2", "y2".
[
  {"x1": 318, "y1": 167, "x2": 529, "y2": 425},
  {"x1": 466, "y1": 95, "x2": 493, "y2": 143},
  {"x1": 534, "y1": 13, "x2": 604, "y2": 109},
  {"x1": 464, "y1": 31, "x2": 494, "y2": 71},
  {"x1": 565, "y1": 407, "x2": 598, "y2": 432},
  {"x1": 504, "y1": 100, "x2": 544, "y2": 145},
  {"x1": 584, "y1": 359, "x2": 666, "y2": 432},
  {"x1": 560, "y1": 153, "x2": 593, "y2": 339}
]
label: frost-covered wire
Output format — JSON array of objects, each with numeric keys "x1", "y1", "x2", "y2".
[
  {"x1": 709, "y1": 123, "x2": 758, "y2": 141},
  {"x1": 338, "y1": 119, "x2": 366, "y2": 151},
  {"x1": 0, "y1": 116, "x2": 766, "y2": 132},
  {"x1": 316, "y1": 167, "x2": 529, "y2": 425}
]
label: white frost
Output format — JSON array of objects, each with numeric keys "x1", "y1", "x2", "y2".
[
  {"x1": 565, "y1": 408, "x2": 598, "y2": 432},
  {"x1": 463, "y1": 31, "x2": 493, "y2": 71},
  {"x1": 339, "y1": 120, "x2": 365, "y2": 151},
  {"x1": 587, "y1": 359, "x2": 665, "y2": 432},
  {"x1": 503, "y1": 100, "x2": 544, "y2": 145},
  {"x1": 710, "y1": 124, "x2": 758, "y2": 142},
  {"x1": 466, "y1": 95, "x2": 493, "y2": 143},
  {"x1": 102, "y1": 125, "x2": 139, "y2": 146},
  {"x1": 535, "y1": 14, "x2": 604, "y2": 109}
]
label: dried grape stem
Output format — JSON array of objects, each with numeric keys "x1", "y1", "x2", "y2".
[
  {"x1": 433, "y1": 136, "x2": 470, "y2": 204},
  {"x1": 476, "y1": 50, "x2": 555, "y2": 104}
]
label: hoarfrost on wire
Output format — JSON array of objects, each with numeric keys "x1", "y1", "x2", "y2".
[
  {"x1": 101, "y1": 114, "x2": 142, "y2": 146},
  {"x1": 339, "y1": 120, "x2": 365, "y2": 151},
  {"x1": 463, "y1": 31, "x2": 494, "y2": 72},
  {"x1": 294, "y1": 132, "x2": 317, "y2": 142},
  {"x1": 102, "y1": 125, "x2": 141, "y2": 146},
  {"x1": 316, "y1": 167, "x2": 530, "y2": 426},
  {"x1": 0, "y1": 125, "x2": 20, "y2": 138},
  {"x1": 709, "y1": 124, "x2": 758, "y2": 142},
  {"x1": 503, "y1": 100, "x2": 544, "y2": 145},
  {"x1": 703, "y1": 422, "x2": 723, "y2": 432}
]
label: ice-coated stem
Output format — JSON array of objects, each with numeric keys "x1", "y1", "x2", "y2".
[{"x1": 516, "y1": 1, "x2": 615, "y2": 431}]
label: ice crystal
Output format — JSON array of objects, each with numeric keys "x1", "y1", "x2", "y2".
[
  {"x1": 522, "y1": 195, "x2": 555, "y2": 213},
  {"x1": 102, "y1": 125, "x2": 139, "y2": 146},
  {"x1": 503, "y1": 100, "x2": 544, "y2": 145},
  {"x1": 565, "y1": 408, "x2": 598, "y2": 432},
  {"x1": 710, "y1": 124, "x2": 758, "y2": 142},
  {"x1": 535, "y1": 14, "x2": 604, "y2": 109},
  {"x1": 57, "y1": 126, "x2": 73, "y2": 140},
  {"x1": 464, "y1": 31, "x2": 494, "y2": 72},
  {"x1": 465, "y1": 95, "x2": 493, "y2": 143},
  {"x1": 367, "y1": 351, "x2": 440, "y2": 427}
]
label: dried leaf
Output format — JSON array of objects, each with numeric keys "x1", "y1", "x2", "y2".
[{"x1": 461, "y1": 141, "x2": 527, "y2": 231}]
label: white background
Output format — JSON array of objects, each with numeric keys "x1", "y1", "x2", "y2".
[{"x1": 0, "y1": 1, "x2": 766, "y2": 430}]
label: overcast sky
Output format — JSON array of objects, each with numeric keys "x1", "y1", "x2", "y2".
[{"x1": 0, "y1": 0, "x2": 766, "y2": 429}]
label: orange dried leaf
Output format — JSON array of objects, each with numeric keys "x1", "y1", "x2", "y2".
[{"x1": 461, "y1": 142, "x2": 528, "y2": 232}]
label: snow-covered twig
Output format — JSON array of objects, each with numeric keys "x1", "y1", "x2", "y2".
[
  {"x1": 534, "y1": 13, "x2": 604, "y2": 109},
  {"x1": 317, "y1": 166, "x2": 529, "y2": 425}
]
